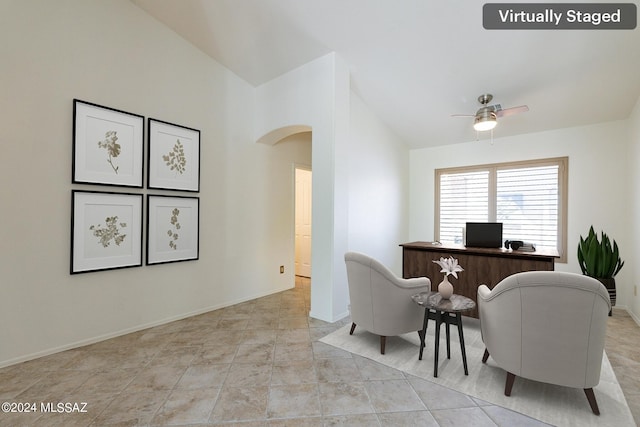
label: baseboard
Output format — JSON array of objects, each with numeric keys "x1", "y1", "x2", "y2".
[
  {"x1": 630, "y1": 310, "x2": 640, "y2": 326},
  {"x1": 625, "y1": 307, "x2": 640, "y2": 326},
  {"x1": 0, "y1": 284, "x2": 294, "y2": 369},
  {"x1": 612, "y1": 305, "x2": 640, "y2": 327},
  {"x1": 333, "y1": 309, "x2": 350, "y2": 322},
  {"x1": 309, "y1": 308, "x2": 350, "y2": 324}
]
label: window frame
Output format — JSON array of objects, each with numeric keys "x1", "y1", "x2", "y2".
[{"x1": 435, "y1": 157, "x2": 568, "y2": 262}]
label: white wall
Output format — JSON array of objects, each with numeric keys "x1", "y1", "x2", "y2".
[
  {"x1": 254, "y1": 56, "x2": 411, "y2": 320},
  {"x1": 0, "y1": 0, "x2": 309, "y2": 367},
  {"x1": 409, "y1": 121, "x2": 632, "y2": 308},
  {"x1": 348, "y1": 93, "x2": 410, "y2": 273},
  {"x1": 255, "y1": 53, "x2": 352, "y2": 322},
  {"x1": 627, "y1": 97, "x2": 640, "y2": 322}
]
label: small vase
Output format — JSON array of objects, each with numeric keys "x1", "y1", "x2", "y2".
[{"x1": 438, "y1": 275, "x2": 454, "y2": 299}]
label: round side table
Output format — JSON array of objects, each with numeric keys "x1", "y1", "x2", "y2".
[{"x1": 411, "y1": 291, "x2": 476, "y2": 378}]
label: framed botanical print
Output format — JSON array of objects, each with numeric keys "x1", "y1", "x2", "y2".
[
  {"x1": 71, "y1": 190, "x2": 143, "y2": 274},
  {"x1": 147, "y1": 195, "x2": 199, "y2": 265},
  {"x1": 73, "y1": 100, "x2": 144, "y2": 187},
  {"x1": 148, "y1": 118, "x2": 200, "y2": 192}
]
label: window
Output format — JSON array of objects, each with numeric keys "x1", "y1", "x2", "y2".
[{"x1": 435, "y1": 157, "x2": 568, "y2": 261}]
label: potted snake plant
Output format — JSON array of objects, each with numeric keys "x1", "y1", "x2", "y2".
[{"x1": 577, "y1": 226, "x2": 624, "y2": 315}]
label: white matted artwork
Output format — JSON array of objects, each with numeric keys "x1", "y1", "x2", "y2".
[
  {"x1": 71, "y1": 191, "x2": 143, "y2": 274},
  {"x1": 148, "y1": 118, "x2": 200, "y2": 192},
  {"x1": 147, "y1": 195, "x2": 199, "y2": 265},
  {"x1": 73, "y1": 100, "x2": 144, "y2": 187}
]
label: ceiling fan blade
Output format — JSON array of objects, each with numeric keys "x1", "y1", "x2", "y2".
[
  {"x1": 451, "y1": 114, "x2": 475, "y2": 118},
  {"x1": 496, "y1": 105, "x2": 529, "y2": 117}
]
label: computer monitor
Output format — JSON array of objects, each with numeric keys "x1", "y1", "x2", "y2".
[{"x1": 465, "y1": 222, "x2": 503, "y2": 248}]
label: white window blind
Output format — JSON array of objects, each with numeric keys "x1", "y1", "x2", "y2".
[
  {"x1": 439, "y1": 171, "x2": 489, "y2": 244},
  {"x1": 435, "y1": 158, "x2": 567, "y2": 260},
  {"x1": 497, "y1": 165, "x2": 559, "y2": 249}
]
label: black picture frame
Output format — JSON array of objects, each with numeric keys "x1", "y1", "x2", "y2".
[
  {"x1": 71, "y1": 190, "x2": 144, "y2": 274},
  {"x1": 146, "y1": 195, "x2": 200, "y2": 265},
  {"x1": 148, "y1": 118, "x2": 200, "y2": 192},
  {"x1": 73, "y1": 99, "x2": 144, "y2": 188}
]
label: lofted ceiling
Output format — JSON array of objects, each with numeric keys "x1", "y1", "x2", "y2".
[{"x1": 132, "y1": 0, "x2": 640, "y2": 148}]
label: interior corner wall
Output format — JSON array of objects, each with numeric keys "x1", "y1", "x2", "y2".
[
  {"x1": 0, "y1": 0, "x2": 305, "y2": 367},
  {"x1": 409, "y1": 121, "x2": 632, "y2": 308},
  {"x1": 348, "y1": 93, "x2": 410, "y2": 274},
  {"x1": 255, "y1": 53, "x2": 351, "y2": 322},
  {"x1": 627, "y1": 95, "x2": 640, "y2": 322}
]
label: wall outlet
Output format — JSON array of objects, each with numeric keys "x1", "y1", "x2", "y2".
[{"x1": 280, "y1": 265, "x2": 285, "y2": 274}]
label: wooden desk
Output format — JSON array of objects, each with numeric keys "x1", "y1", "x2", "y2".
[{"x1": 400, "y1": 242, "x2": 559, "y2": 318}]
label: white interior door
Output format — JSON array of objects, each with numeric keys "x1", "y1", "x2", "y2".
[{"x1": 295, "y1": 168, "x2": 312, "y2": 277}]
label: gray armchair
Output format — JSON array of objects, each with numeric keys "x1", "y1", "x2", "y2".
[
  {"x1": 478, "y1": 271, "x2": 611, "y2": 415},
  {"x1": 344, "y1": 251, "x2": 431, "y2": 354}
]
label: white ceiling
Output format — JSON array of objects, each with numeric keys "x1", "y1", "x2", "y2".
[{"x1": 132, "y1": 0, "x2": 640, "y2": 148}]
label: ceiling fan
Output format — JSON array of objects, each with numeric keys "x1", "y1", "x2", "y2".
[{"x1": 452, "y1": 94, "x2": 529, "y2": 132}]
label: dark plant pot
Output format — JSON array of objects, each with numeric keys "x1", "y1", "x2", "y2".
[{"x1": 597, "y1": 278, "x2": 615, "y2": 316}]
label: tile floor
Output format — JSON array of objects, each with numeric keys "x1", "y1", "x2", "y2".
[
  {"x1": 604, "y1": 308, "x2": 640, "y2": 424},
  {"x1": 0, "y1": 276, "x2": 637, "y2": 426}
]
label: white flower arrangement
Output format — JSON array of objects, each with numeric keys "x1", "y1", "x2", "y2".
[{"x1": 432, "y1": 256, "x2": 464, "y2": 278}]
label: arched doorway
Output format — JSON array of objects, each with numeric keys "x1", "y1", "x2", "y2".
[{"x1": 257, "y1": 125, "x2": 312, "y2": 291}]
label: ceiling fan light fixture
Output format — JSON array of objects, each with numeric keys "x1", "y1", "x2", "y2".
[{"x1": 473, "y1": 111, "x2": 497, "y2": 131}]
